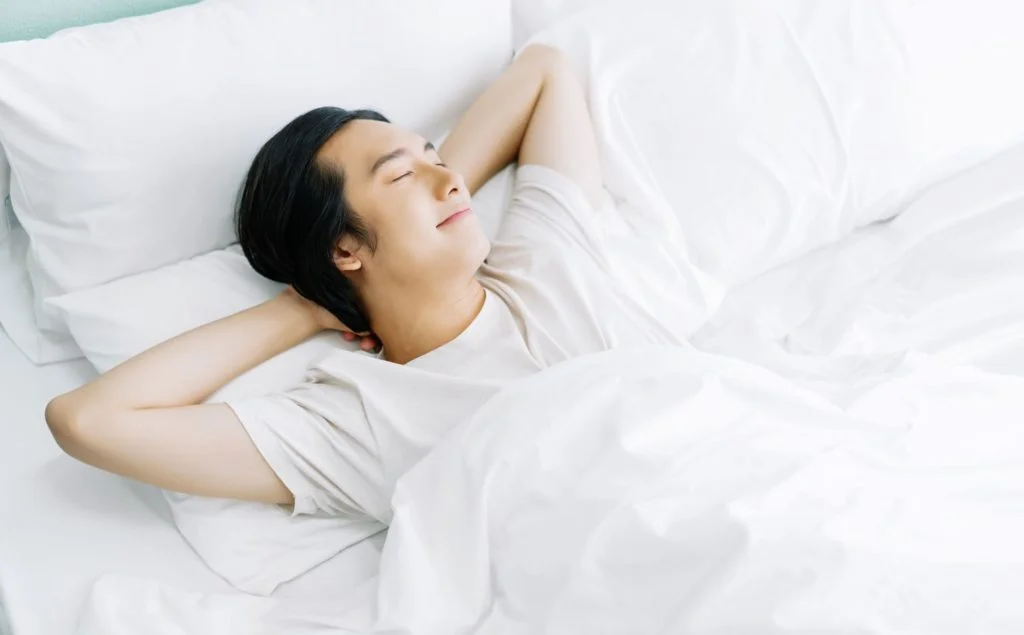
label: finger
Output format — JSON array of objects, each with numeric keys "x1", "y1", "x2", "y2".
[
  {"x1": 342, "y1": 331, "x2": 355, "y2": 341},
  {"x1": 360, "y1": 337, "x2": 377, "y2": 352}
]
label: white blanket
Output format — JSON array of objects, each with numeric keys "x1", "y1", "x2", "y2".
[
  {"x1": 399, "y1": 351, "x2": 1024, "y2": 635},
  {"x1": 78, "y1": 1, "x2": 1024, "y2": 632},
  {"x1": 82, "y1": 341, "x2": 1024, "y2": 633}
]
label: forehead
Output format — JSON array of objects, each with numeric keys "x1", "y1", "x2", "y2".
[{"x1": 317, "y1": 119, "x2": 422, "y2": 178}]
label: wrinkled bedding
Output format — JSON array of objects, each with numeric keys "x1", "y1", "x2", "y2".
[
  {"x1": 82, "y1": 94, "x2": 1024, "y2": 635},
  {"x1": 76, "y1": 1, "x2": 1024, "y2": 632}
]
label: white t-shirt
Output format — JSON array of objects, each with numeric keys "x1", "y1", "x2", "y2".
[{"x1": 227, "y1": 164, "x2": 694, "y2": 528}]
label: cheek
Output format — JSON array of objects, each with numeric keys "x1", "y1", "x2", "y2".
[{"x1": 372, "y1": 199, "x2": 446, "y2": 266}]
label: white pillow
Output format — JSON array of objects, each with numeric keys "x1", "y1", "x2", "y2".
[
  {"x1": 512, "y1": 0, "x2": 608, "y2": 49},
  {"x1": 0, "y1": 226, "x2": 83, "y2": 363},
  {"x1": 528, "y1": 0, "x2": 913, "y2": 287},
  {"x1": 0, "y1": 147, "x2": 9, "y2": 243},
  {"x1": 0, "y1": 150, "x2": 83, "y2": 364},
  {"x1": 0, "y1": 157, "x2": 83, "y2": 364},
  {"x1": 0, "y1": 0, "x2": 512, "y2": 361},
  {"x1": 48, "y1": 163, "x2": 516, "y2": 595}
]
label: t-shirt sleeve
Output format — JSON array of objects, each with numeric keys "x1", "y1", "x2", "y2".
[
  {"x1": 495, "y1": 163, "x2": 621, "y2": 251},
  {"x1": 225, "y1": 381, "x2": 386, "y2": 521}
]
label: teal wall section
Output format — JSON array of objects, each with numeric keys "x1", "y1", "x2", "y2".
[{"x1": 0, "y1": 0, "x2": 200, "y2": 42}]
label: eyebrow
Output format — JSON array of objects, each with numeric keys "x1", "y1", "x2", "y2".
[{"x1": 369, "y1": 140, "x2": 436, "y2": 177}]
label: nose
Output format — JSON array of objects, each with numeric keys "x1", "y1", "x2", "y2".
[{"x1": 432, "y1": 163, "x2": 463, "y2": 201}]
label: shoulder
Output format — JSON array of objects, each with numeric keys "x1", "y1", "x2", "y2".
[
  {"x1": 486, "y1": 163, "x2": 621, "y2": 271},
  {"x1": 496, "y1": 164, "x2": 597, "y2": 242}
]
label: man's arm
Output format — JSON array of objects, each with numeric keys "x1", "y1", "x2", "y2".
[
  {"x1": 44, "y1": 290, "x2": 334, "y2": 504},
  {"x1": 439, "y1": 44, "x2": 606, "y2": 208}
]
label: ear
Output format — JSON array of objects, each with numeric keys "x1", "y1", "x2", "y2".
[{"x1": 333, "y1": 235, "x2": 364, "y2": 273}]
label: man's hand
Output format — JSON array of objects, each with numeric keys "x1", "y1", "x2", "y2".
[
  {"x1": 280, "y1": 287, "x2": 380, "y2": 352},
  {"x1": 341, "y1": 330, "x2": 381, "y2": 352}
]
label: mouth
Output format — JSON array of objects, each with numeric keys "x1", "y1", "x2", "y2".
[{"x1": 437, "y1": 207, "x2": 472, "y2": 228}]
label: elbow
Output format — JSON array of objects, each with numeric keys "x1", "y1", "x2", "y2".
[
  {"x1": 520, "y1": 42, "x2": 564, "y2": 65},
  {"x1": 44, "y1": 393, "x2": 92, "y2": 456},
  {"x1": 520, "y1": 43, "x2": 573, "y2": 78}
]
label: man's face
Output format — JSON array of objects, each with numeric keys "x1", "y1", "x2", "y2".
[{"x1": 317, "y1": 119, "x2": 489, "y2": 290}]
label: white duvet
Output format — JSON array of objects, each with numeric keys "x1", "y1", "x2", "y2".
[
  {"x1": 79, "y1": 1, "x2": 1024, "y2": 633},
  {"x1": 82, "y1": 332, "x2": 1024, "y2": 633}
]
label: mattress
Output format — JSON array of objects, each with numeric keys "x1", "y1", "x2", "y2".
[{"x1": 0, "y1": 317, "x2": 383, "y2": 635}]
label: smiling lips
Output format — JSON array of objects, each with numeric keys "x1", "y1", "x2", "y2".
[{"x1": 437, "y1": 207, "x2": 472, "y2": 228}]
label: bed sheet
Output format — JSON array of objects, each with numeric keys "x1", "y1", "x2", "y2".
[
  {"x1": 0, "y1": 326, "x2": 384, "y2": 635},
  {"x1": 0, "y1": 328, "x2": 226, "y2": 635}
]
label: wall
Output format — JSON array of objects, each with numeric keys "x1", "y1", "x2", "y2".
[{"x1": 0, "y1": 0, "x2": 199, "y2": 42}]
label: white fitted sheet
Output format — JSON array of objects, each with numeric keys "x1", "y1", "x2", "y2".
[{"x1": 0, "y1": 327, "x2": 233, "y2": 635}]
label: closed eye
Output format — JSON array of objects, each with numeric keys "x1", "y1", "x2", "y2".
[{"x1": 391, "y1": 163, "x2": 447, "y2": 183}]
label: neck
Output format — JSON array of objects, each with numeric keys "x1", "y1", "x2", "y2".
[{"x1": 362, "y1": 277, "x2": 486, "y2": 365}]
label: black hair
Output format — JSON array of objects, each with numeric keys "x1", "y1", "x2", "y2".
[{"x1": 236, "y1": 106, "x2": 389, "y2": 333}]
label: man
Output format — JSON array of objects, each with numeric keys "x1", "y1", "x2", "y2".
[{"x1": 45, "y1": 44, "x2": 687, "y2": 520}]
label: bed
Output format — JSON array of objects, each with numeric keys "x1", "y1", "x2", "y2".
[
  {"x1": 3, "y1": 0, "x2": 1024, "y2": 633},
  {"x1": 54, "y1": 136, "x2": 1024, "y2": 634},
  {"x1": 7, "y1": 157, "x2": 1024, "y2": 631}
]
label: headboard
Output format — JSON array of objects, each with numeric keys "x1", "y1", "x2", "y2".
[{"x1": 0, "y1": 0, "x2": 199, "y2": 43}]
